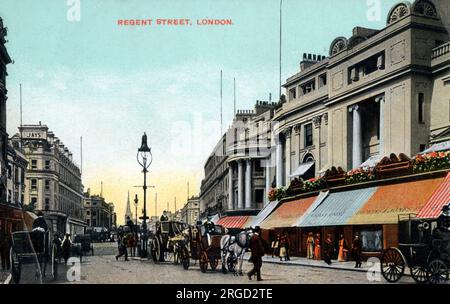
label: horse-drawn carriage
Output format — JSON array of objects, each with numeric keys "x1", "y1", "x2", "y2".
[
  {"x1": 180, "y1": 222, "x2": 226, "y2": 273},
  {"x1": 149, "y1": 220, "x2": 189, "y2": 264},
  {"x1": 380, "y1": 214, "x2": 450, "y2": 284},
  {"x1": 9, "y1": 229, "x2": 59, "y2": 284}
]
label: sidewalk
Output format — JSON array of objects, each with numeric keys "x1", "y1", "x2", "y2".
[{"x1": 262, "y1": 256, "x2": 371, "y2": 273}]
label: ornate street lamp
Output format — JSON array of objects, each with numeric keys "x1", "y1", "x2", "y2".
[{"x1": 137, "y1": 132, "x2": 152, "y2": 258}]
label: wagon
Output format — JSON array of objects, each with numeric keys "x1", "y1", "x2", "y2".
[
  {"x1": 380, "y1": 214, "x2": 450, "y2": 284},
  {"x1": 9, "y1": 229, "x2": 59, "y2": 284},
  {"x1": 180, "y1": 223, "x2": 226, "y2": 273},
  {"x1": 149, "y1": 220, "x2": 189, "y2": 264}
]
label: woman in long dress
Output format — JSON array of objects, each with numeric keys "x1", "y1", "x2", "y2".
[
  {"x1": 306, "y1": 232, "x2": 314, "y2": 259},
  {"x1": 313, "y1": 233, "x2": 321, "y2": 260},
  {"x1": 338, "y1": 234, "x2": 347, "y2": 262}
]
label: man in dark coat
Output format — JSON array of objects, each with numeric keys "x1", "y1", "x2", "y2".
[
  {"x1": 323, "y1": 234, "x2": 333, "y2": 265},
  {"x1": 437, "y1": 205, "x2": 450, "y2": 232},
  {"x1": 352, "y1": 234, "x2": 363, "y2": 268},
  {"x1": 247, "y1": 227, "x2": 265, "y2": 281},
  {"x1": 32, "y1": 211, "x2": 48, "y2": 231},
  {"x1": 160, "y1": 211, "x2": 169, "y2": 222}
]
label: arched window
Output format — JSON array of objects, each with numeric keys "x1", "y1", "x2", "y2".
[
  {"x1": 329, "y1": 37, "x2": 348, "y2": 56},
  {"x1": 387, "y1": 2, "x2": 411, "y2": 25},
  {"x1": 302, "y1": 153, "x2": 315, "y2": 180},
  {"x1": 413, "y1": 0, "x2": 438, "y2": 18}
]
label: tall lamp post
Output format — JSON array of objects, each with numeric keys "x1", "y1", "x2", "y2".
[{"x1": 137, "y1": 132, "x2": 152, "y2": 258}]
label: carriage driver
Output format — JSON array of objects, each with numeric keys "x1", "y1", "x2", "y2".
[
  {"x1": 204, "y1": 215, "x2": 216, "y2": 246},
  {"x1": 32, "y1": 211, "x2": 49, "y2": 232},
  {"x1": 437, "y1": 205, "x2": 450, "y2": 232}
]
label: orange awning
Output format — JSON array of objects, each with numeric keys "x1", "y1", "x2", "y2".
[
  {"x1": 260, "y1": 196, "x2": 317, "y2": 229},
  {"x1": 347, "y1": 177, "x2": 444, "y2": 225},
  {"x1": 217, "y1": 216, "x2": 250, "y2": 229},
  {"x1": 417, "y1": 172, "x2": 450, "y2": 219}
]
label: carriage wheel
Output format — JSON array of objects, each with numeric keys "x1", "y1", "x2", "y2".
[
  {"x1": 380, "y1": 248, "x2": 405, "y2": 283},
  {"x1": 181, "y1": 247, "x2": 190, "y2": 270},
  {"x1": 210, "y1": 258, "x2": 219, "y2": 271},
  {"x1": 51, "y1": 243, "x2": 58, "y2": 281},
  {"x1": 227, "y1": 255, "x2": 236, "y2": 273},
  {"x1": 199, "y1": 252, "x2": 209, "y2": 273},
  {"x1": 10, "y1": 247, "x2": 21, "y2": 284},
  {"x1": 410, "y1": 266, "x2": 429, "y2": 284},
  {"x1": 428, "y1": 259, "x2": 449, "y2": 284}
]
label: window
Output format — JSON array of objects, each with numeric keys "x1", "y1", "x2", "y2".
[
  {"x1": 420, "y1": 144, "x2": 426, "y2": 152},
  {"x1": 319, "y1": 73, "x2": 327, "y2": 87},
  {"x1": 92, "y1": 219, "x2": 97, "y2": 227},
  {"x1": 45, "y1": 179, "x2": 50, "y2": 191},
  {"x1": 30, "y1": 197, "x2": 37, "y2": 207},
  {"x1": 300, "y1": 80, "x2": 315, "y2": 95},
  {"x1": 31, "y1": 179, "x2": 37, "y2": 191},
  {"x1": 93, "y1": 211, "x2": 97, "y2": 216},
  {"x1": 45, "y1": 160, "x2": 51, "y2": 170},
  {"x1": 86, "y1": 210, "x2": 90, "y2": 215},
  {"x1": 348, "y1": 51, "x2": 385, "y2": 84},
  {"x1": 418, "y1": 93, "x2": 425, "y2": 123},
  {"x1": 354, "y1": 226, "x2": 383, "y2": 252},
  {"x1": 254, "y1": 160, "x2": 264, "y2": 172},
  {"x1": 87, "y1": 219, "x2": 90, "y2": 226},
  {"x1": 255, "y1": 189, "x2": 264, "y2": 204},
  {"x1": 45, "y1": 198, "x2": 50, "y2": 211},
  {"x1": 31, "y1": 160, "x2": 37, "y2": 170},
  {"x1": 304, "y1": 124, "x2": 313, "y2": 147},
  {"x1": 289, "y1": 87, "x2": 297, "y2": 100}
]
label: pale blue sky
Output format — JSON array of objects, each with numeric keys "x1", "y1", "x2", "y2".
[{"x1": 0, "y1": 0, "x2": 399, "y2": 220}]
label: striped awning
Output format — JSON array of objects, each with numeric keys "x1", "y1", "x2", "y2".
[
  {"x1": 247, "y1": 201, "x2": 280, "y2": 228},
  {"x1": 299, "y1": 187, "x2": 377, "y2": 227},
  {"x1": 260, "y1": 195, "x2": 318, "y2": 229},
  {"x1": 417, "y1": 173, "x2": 450, "y2": 219},
  {"x1": 217, "y1": 216, "x2": 250, "y2": 229},
  {"x1": 348, "y1": 177, "x2": 444, "y2": 225}
]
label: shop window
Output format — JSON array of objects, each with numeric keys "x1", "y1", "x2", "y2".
[{"x1": 355, "y1": 226, "x2": 383, "y2": 252}]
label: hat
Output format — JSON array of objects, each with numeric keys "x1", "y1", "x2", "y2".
[{"x1": 442, "y1": 205, "x2": 449, "y2": 212}]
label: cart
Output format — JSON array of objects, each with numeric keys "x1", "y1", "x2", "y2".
[
  {"x1": 380, "y1": 214, "x2": 450, "y2": 284},
  {"x1": 9, "y1": 229, "x2": 59, "y2": 284},
  {"x1": 149, "y1": 220, "x2": 189, "y2": 264}
]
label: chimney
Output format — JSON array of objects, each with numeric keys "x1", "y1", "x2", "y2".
[{"x1": 300, "y1": 53, "x2": 325, "y2": 71}]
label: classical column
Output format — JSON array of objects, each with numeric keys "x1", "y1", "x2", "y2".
[
  {"x1": 228, "y1": 163, "x2": 234, "y2": 210},
  {"x1": 245, "y1": 159, "x2": 252, "y2": 209},
  {"x1": 375, "y1": 95, "x2": 385, "y2": 157},
  {"x1": 284, "y1": 128, "x2": 292, "y2": 184},
  {"x1": 265, "y1": 157, "x2": 271, "y2": 205},
  {"x1": 350, "y1": 105, "x2": 362, "y2": 168},
  {"x1": 237, "y1": 160, "x2": 244, "y2": 209},
  {"x1": 294, "y1": 125, "x2": 301, "y2": 167},
  {"x1": 276, "y1": 135, "x2": 283, "y2": 187},
  {"x1": 313, "y1": 115, "x2": 322, "y2": 171}
]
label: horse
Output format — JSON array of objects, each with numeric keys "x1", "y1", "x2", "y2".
[{"x1": 220, "y1": 229, "x2": 253, "y2": 275}]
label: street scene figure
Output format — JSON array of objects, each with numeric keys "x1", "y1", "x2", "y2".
[
  {"x1": 271, "y1": 236, "x2": 279, "y2": 258},
  {"x1": 61, "y1": 234, "x2": 72, "y2": 265},
  {"x1": 306, "y1": 232, "x2": 314, "y2": 259},
  {"x1": 337, "y1": 234, "x2": 348, "y2": 262},
  {"x1": 115, "y1": 235, "x2": 129, "y2": 261},
  {"x1": 32, "y1": 211, "x2": 48, "y2": 232},
  {"x1": 323, "y1": 234, "x2": 333, "y2": 265},
  {"x1": 160, "y1": 211, "x2": 169, "y2": 222},
  {"x1": 314, "y1": 233, "x2": 321, "y2": 260},
  {"x1": 352, "y1": 235, "x2": 363, "y2": 268},
  {"x1": 247, "y1": 227, "x2": 265, "y2": 281}
]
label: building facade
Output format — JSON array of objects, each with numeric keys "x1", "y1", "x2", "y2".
[
  {"x1": 18, "y1": 124, "x2": 86, "y2": 235},
  {"x1": 199, "y1": 101, "x2": 278, "y2": 218},
  {"x1": 6, "y1": 140, "x2": 27, "y2": 207},
  {"x1": 180, "y1": 196, "x2": 200, "y2": 225},
  {"x1": 274, "y1": 0, "x2": 450, "y2": 187},
  {"x1": 83, "y1": 191, "x2": 115, "y2": 229}
]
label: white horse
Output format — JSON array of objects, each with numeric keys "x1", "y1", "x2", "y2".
[{"x1": 220, "y1": 229, "x2": 253, "y2": 275}]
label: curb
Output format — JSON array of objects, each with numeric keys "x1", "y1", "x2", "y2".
[{"x1": 262, "y1": 259, "x2": 369, "y2": 273}]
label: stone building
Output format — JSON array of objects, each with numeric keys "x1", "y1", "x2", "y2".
[
  {"x1": 6, "y1": 139, "x2": 27, "y2": 207},
  {"x1": 18, "y1": 123, "x2": 86, "y2": 235},
  {"x1": 199, "y1": 101, "x2": 278, "y2": 218},
  {"x1": 180, "y1": 196, "x2": 200, "y2": 225},
  {"x1": 274, "y1": 0, "x2": 450, "y2": 186},
  {"x1": 83, "y1": 191, "x2": 115, "y2": 229}
]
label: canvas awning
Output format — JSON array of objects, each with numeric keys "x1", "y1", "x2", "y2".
[
  {"x1": 247, "y1": 201, "x2": 280, "y2": 228},
  {"x1": 290, "y1": 161, "x2": 315, "y2": 178},
  {"x1": 416, "y1": 173, "x2": 450, "y2": 219},
  {"x1": 217, "y1": 216, "x2": 250, "y2": 229},
  {"x1": 420, "y1": 141, "x2": 450, "y2": 154},
  {"x1": 260, "y1": 195, "x2": 318, "y2": 229},
  {"x1": 299, "y1": 187, "x2": 377, "y2": 227},
  {"x1": 359, "y1": 155, "x2": 382, "y2": 169},
  {"x1": 347, "y1": 177, "x2": 444, "y2": 225}
]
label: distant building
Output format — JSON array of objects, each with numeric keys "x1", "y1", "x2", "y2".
[
  {"x1": 83, "y1": 190, "x2": 115, "y2": 229},
  {"x1": 17, "y1": 123, "x2": 86, "y2": 235},
  {"x1": 180, "y1": 196, "x2": 200, "y2": 225}
]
